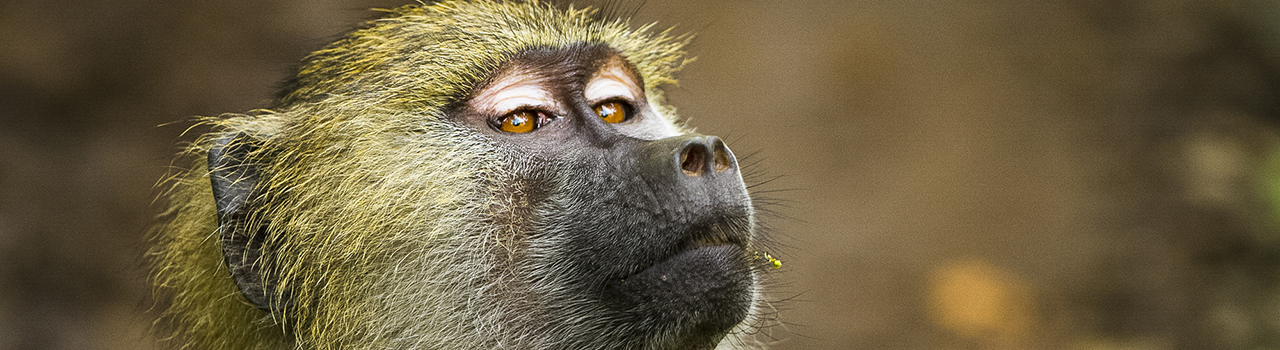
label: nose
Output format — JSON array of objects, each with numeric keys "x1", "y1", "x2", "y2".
[
  {"x1": 640, "y1": 134, "x2": 745, "y2": 200},
  {"x1": 678, "y1": 136, "x2": 735, "y2": 177}
]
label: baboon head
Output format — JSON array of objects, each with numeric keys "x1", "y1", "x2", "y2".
[{"x1": 152, "y1": 1, "x2": 778, "y2": 349}]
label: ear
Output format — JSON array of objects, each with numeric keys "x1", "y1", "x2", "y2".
[{"x1": 208, "y1": 132, "x2": 278, "y2": 313}]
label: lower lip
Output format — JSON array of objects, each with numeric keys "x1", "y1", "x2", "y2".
[{"x1": 612, "y1": 244, "x2": 752, "y2": 299}]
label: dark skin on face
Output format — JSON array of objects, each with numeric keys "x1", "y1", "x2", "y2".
[{"x1": 452, "y1": 44, "x2": 757, "y2": 349}]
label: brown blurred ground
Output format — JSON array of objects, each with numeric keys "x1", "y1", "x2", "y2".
[{"x1": 3, "y1": 0, "x2": 1280, "y2": 349}]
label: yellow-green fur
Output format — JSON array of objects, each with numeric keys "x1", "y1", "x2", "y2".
[{"x1": 150, "y1": 1, "x2": 705, "y2": 349}]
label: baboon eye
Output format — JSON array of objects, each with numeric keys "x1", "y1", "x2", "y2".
[
  {"x1": 497, "y1": 110, "x2": 553, "y2": 133},
  {"x1": 594, "y1": 101, "x2": 631, "y2": 124}
]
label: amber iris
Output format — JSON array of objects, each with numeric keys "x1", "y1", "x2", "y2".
[
  {"x1": 595, "y1": 101, "x2": 628, "y2": 123},
  {"x1": 499, "y1": 110, "x2": 540, "y2": 133}
]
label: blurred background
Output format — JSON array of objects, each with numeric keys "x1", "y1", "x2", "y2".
[{"x1": 3, "y1": 0, "x2": 1280, "y2": 349}]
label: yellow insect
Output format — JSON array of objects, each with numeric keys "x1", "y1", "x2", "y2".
[{"x1": 756, "y1": 251, "x2": 783, "y2": 269}]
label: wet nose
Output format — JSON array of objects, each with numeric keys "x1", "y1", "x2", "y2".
[
  {"x1": 678, "y1": 136, "x2": 735, "y2": 177},
  {"x1": 641, "y1": 134, "x2": 744, "y2": 196}
]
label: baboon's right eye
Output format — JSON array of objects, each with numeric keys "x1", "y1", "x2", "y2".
[
  {"x1": 594, "y1": 101, "x2": 631, "y2": 124},
  {"x1": 497, "y1": 110, "x2": 552, "y2": 133}
]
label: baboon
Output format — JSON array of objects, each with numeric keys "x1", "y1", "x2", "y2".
[{"x1": 151, "y1": 1, "x2": 778, "y2": 349}]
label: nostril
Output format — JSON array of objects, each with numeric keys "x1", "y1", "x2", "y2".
[
  {"x1": 681, "y1": 144, "x2": 708, "y2": 176},
  {"x1": 713, "y1": 140, "x2": 732, "y2": 172}
]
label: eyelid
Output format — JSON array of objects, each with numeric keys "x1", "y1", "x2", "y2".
[
  {"x1": 584, "y1": 75, "x2": 638, "y2": 103},
  {"x1": 591, "y1": 96, "x2": 633, "y2": 106},
  {"x1": 470, "y1": 74, "x2": 560, "y2": 115},
  {"x1": 492, "y1": 95, "x2": 557, "y2": 115},
  {"x1": 503, "y1": 105, "x2": 554, "y2": 115}
]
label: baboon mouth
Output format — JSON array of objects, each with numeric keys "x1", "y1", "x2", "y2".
[
  {"x1": 615, "y1": 222, "x2": 752, "y2": 287},
  {"x1": 643, "y1": 223, "x2": 748, "y2": 277}
]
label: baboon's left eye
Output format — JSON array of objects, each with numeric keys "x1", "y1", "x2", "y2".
[
  {"x1": 496, "y1": 110, "x2": 553, "y2": 133},
  {"x1": 594, "y1": 101, "x2": 631, "y2": 123}
]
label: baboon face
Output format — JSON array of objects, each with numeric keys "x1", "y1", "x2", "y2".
[
  {"x1": 452, "y1": 44, "x2": 757, "y2": 347},
  {"x1": 176, "y1": 2, "x2": 768, "y2": 350}
]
